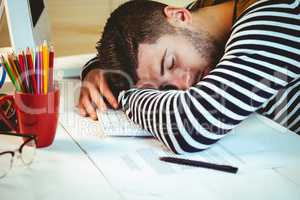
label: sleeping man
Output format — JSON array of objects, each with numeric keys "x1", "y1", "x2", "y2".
[{"x1": 79, "y1": 0, "x2": 300, "y2": 153}]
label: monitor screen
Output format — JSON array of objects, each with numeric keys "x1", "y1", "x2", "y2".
[{"x1": 29, "y1": 0, "x2": 44, "y2": 27}]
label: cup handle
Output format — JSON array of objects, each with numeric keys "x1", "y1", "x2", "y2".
[{"x1": 0, "y1": 95, "x2": 18, "y2": 132}]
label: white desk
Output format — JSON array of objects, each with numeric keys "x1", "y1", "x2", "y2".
[
  {"x1": 0, "y1": 125, "x2": 122, "y2": 200},
  {"x1": 59, "y1": 79, "x2": 300, "y2": 200},
  {"x1": 1, "y1": 79, "x2": 300, "y2": 200}
]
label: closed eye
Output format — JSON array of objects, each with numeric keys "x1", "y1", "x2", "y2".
[
  {"x1": 168, "y1": 57, "x2": 176, "y2": 70},
  {"x1": 162, "y1": 50, "x2": 176, "y2": 76}
]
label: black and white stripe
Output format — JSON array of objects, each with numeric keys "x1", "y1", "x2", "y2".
[
  {"x1": 120, "y1": 0, "x2": 300, "y2": 154},
  {"x1": 258, "y1": 77, "x2": 300, "y2": 134}
]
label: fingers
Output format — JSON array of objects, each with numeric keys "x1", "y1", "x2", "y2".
[
  {"x1": 78, "y1": 69, "x2": 120, "y2": 120},
  {"x1": 78, "y1": 90, "x2": 88, "y2": 116},
  {"x1": 79, "y1": 86, "x2": 98, "y2": 120},
  {"x1": 81, "y1": 95, "x2": 97, "y2": 120},
  {"x1": 97, "y1": 75, "x2": 118, "y2": 109},
  {"x1": 78, "y1": 104, "x2": 87, "y2": 117},
  {"x1": 89, "y1": 85, "x2": 107, "y2": 112},
  {"x1": 102, "y1": 87, "x2": 118, "y2": 109}
]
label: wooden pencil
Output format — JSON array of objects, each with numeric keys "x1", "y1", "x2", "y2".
[
  {"x1": 7, "y1": 54, "x2": 24, "y2": 92},
  {"x1": 26, "y1": 48, "x2": 37, "y2": 94},
  {"x1": 43, "y1": 41, "x2": 49, "y2": 94},
  {"x1": 12, "y1": 54, "x2": 25, "y2": 92},
  {"x1": 22, "y1": 51, "x2": 33, "y2": 93},
  {"x1": 35, "y1": 47, "x2": 40, "y2": 94},
  {"x1": 18, "y1": 53, "x2": 29, "y2": 92},
  {"x1": 0, "y1": 55, "x2": 21, "y2": 91},
  {"x1": 49, "y1": 46, "x2": 54, "y2": 92},
  {"x1": 39, "y1": 46, "x2": 44, "y2": 94}
]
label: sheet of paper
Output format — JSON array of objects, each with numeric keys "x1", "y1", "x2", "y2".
[
  {"x1": 59, "y1": 108, "x2": 103, "y2": 138},
  {"x1": 274, "y1": 166, "x2": 300, "y2": 188},
  {"x1": 219, "y1": 114, "x2": 300, "y2": 169},
  {"x1": 61, "y1": 109, "x2": 300, "y2": 200},
  {"x1": 97, "y1": 109, "x2": 152, "y2": 137},
  {"x1": 70, "y1": 136, "x2": 300, "y2": 200}
]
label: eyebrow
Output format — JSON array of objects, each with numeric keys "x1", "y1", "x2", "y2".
[{"x1": 160, "y1": 49, "x2": 168, "y2": 76}]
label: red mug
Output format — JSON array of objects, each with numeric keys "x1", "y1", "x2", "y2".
[{"x1": 0, "y1": 88, "x2": 60, "y2": 148}]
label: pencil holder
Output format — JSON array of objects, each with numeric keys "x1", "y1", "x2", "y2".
[{"x1": 15, "y1": 86, "x2": 60, "y2": 148}]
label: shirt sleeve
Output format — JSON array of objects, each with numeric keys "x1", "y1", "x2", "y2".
[
  {"x1": 119, "y1": 1, "x2": 300, "y2": 154},
  {"x1": 81, "y1": 55, "x2": 100, "y2": 80}
]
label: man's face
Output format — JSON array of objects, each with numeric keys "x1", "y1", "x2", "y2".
[{"x1": 136, "y1": 33, "x2": 210, "y2": 90}]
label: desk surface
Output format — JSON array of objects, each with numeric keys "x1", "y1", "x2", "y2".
[
  {"x1": 1, "y1": 79, "x2": 299, "y2": 200},
  {"x1": 0, "y1": 125, "x2": 122, "y2": 200}
]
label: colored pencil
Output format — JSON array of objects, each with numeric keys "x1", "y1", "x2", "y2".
[
  {"x1": 26, "y1": 48, "x2": 37, "y2": 94},
  {"x1": 49, "y1": 46, "x2": 54, "y2": 92},
  {"x1": 4, "y1": 54, "x2": 21, "y2": 91},
  {"x1": 1, "y1": 42, "x2": 55, "y2": 94},
  {"x1": 18, "y1": 53, "x2": 29, "y2": 92},
  {"x1": 1, "y1": 55, "x2": 20, "y2": 91},
  {"x1": 12, "y1": 54, "x2": 25, "y2": 92},
  {"x1": 30, "y1": 48, "x2": 35, "y2": 66},
  {"x1": 39, "y1": 46, "x2": 43, "y2": 94},
  {"x1": 35, "y1": 48, "x2": 40, "y2": 94},
  {"x1": 7, "y1": 54, "x2": 23, "y2": 92},
  {"x1": 43, "y1": 41, "x2": 49, "y2": 94},
  {"x1": 23, "y1": 51, "x2": 33, "y2": 93},
  {"x1": 9, "y1": 54, "x2": 21, "y2": 78}
]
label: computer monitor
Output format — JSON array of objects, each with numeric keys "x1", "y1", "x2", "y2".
[{"x1": 1, "y1": 0, "x2": 50, "y2": 51}]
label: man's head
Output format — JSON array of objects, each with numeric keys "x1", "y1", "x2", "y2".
[{"x1": 97, "y1": 0, "x2": 221, "y2": 95}]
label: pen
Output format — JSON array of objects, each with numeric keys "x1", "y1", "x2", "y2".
[{"x1": 160, "y1": 157, "x2": 238, "y2": 174}]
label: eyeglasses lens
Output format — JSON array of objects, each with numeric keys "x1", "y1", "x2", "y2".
[
  {"x1": 0, "y1": 153, "x2": 12, "y2": 178},
  {"x1": 21, "y1": 139, "x2": 36, "y2": 165}
]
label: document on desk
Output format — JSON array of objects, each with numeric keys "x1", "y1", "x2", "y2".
[
  {"x1": 60, "y1": 108, "x2": 300, "y2": 173},
  {"x1": 59, "y1": 108, "x2": 103, "y2": 137},
  {"x1": 97, "y1": 109, "x2": 152, "y2": 137},
  {"x1": 61, "y1": 108, "x2": 300, "y2": 200}
]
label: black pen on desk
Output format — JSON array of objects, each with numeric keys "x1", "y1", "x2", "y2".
[{"x1": 160, "y1": 157, "x2": 238, "y2": 174}]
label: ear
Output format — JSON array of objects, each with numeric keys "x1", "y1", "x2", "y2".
[{"x1": 164, "y1": 6, "x2": 192, "y2": 27}]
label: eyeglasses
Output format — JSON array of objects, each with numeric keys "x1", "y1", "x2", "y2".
[{"x1": 0, "y1": 132, "x2": 37, "y2": 179}]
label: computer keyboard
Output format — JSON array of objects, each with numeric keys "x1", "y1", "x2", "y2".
[
  {"x1": 60, "y1": 109, "x2": 102, "y2": 137},
  {"x1": 60, "y1": 108, "x2": 152, "y2": 137},
  {"x1": 97, "y1": 109, "x2": 152, "y2": 137}
]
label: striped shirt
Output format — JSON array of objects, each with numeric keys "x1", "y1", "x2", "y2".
[{"x1": 119, "y1": 0, "x2": 300, "y2": 154}]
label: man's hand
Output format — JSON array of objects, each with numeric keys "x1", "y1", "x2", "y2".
[{"x1": 78, "y1": 69, "x2": 118, "y2": 120}]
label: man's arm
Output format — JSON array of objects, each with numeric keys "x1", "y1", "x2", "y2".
[{"x1": 119, "y1": 2, "x2": 300, "y2": 154}]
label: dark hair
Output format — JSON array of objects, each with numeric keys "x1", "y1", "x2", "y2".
[
  {"x1": 96, "y1": 0, "x2": 221, "y2": 97},
  {"x1": 96, "y1": 0, "x2": 175, "y2": 97}
]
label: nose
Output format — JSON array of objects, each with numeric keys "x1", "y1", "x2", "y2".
[
  {"x1": 167, "y1": 70, "x2": 196, "y2": 90},
  {"x1": 175, "y1": 82, "x2": 190, "y2": 90},
  {"x1": 170, "y1": 77, "x2": 194, "y2": 90}
]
